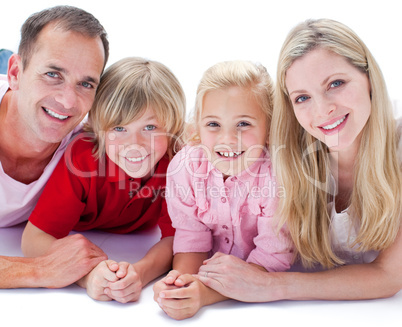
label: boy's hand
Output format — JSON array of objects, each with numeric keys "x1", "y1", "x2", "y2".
[
  {"x1": 105, "y1": 262, "x2": 143, "y2": 303},
  {"x1": 83, "y1": 260, "x2": 120, "y2": 301}
]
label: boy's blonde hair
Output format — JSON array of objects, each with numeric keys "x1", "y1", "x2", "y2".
[
  {"x1": 187, "y1": 60, "x2": 274, "y2": 144},
  {"x1": 84, "y1": 57, "x2": 186, "y2": 159},
  {"x1": 272, "y1": 18, "x2": 402, "y2": 268}
]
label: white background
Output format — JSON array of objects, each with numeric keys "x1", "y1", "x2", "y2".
[
  {"x1": 1, "y1": 0, "x2": 402, "y2": 117},
  {"x1": 1, "y1": 2, "x2": 402, "y2": 325}
]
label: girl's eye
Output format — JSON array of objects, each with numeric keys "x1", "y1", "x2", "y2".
[
  {"x1": 144, "y1": 125, "x2": 156, "y2": 131},
  {"x1": 237, "y1": 121, "x2": 250, "y2": 127},
  {"x1": 330, "y1": 80, "x2": 344, "y2": 88},
  {"x1": 206, "y1": 122, "x2": 220, "y2": 128},
  {"x1": 113, "y1": 126, "x2": 125, "y2": 132},
  {"x1": 295, "y1": 95, "x2": 310, "y2": 103}
]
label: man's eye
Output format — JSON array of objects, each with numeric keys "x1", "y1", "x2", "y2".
[
  {"x1": 46, "y1": 72, "x2": 59, "y2": 78},
  {"x1": 81, "y1": 81, "x2": 94, "y2": 89}
]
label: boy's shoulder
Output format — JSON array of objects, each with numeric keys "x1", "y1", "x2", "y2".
[{"x1": 63, "y1": 133, "x2": 98, "y2": 168}]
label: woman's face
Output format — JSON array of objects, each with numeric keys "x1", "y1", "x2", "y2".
[{"x1": 285, "y1": 48, "x2": 371, "y2": 154}]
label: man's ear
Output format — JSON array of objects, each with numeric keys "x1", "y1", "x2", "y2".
[{"x1": 7, "y1": 54, "x2": 22, "y2": 90}]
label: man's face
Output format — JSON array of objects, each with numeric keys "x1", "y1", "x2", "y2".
[{"x1": 9, "y1": 23, "x2": 105, "y2": 145}]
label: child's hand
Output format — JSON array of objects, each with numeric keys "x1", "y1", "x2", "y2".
[
  {"x1": 104, "y1": 262, "x2": 142, "y2": 303},
  {"x1": 83, "y1": 260, "x2": 120, "y2": 301},
  {"x1": 153, "y1": 270, "x2": 182, "y2": 301},
  {"x1": 156, "y1": 274, "x2": 207, "y2": 320}
]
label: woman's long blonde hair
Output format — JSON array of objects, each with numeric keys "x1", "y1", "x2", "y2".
[{"x1": 271, "y1": 19, "x2": 402, "y2": 268}]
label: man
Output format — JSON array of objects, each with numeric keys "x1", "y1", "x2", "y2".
[{"x1": 0, "y1": 6, "x2": 109, "y2": 288}]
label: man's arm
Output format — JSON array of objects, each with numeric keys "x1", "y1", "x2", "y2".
[{"x1": 1, "y1": 233, "x2": 107, "y2": 289}]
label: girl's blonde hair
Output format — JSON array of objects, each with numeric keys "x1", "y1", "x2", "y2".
[
  {"x1": 186, "y1": 60, "x2": 274, "y2": 143},
  {"x1": 84, "y1": 57, "x2": 186, "y2": 159},
  {"x1": 272, "y1": 18, "x2": 402, "y2": 268}
]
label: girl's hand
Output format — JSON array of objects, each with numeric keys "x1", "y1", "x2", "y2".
[
  {"x1": 156, "y1": 274, "x2": 207, "y2": 320},
  {"x1": 82, "y1": 260, "x2": 120, "y2": 301},
  {"x1": 153, "y1": 270, "x2": 182, "y2": 301},
  {"x1": 104, "y1": 262, "x2": 143, "y2": 303}
]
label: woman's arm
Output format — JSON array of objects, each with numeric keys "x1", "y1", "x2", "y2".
[{"x1": 198, "y1": 226, "x2": 402, "y2": 302}]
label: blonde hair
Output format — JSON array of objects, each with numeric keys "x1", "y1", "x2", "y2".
[
  {"x1": 272, "y1": 19, "x2": 402, "y2": 268},
  {"x1": 187, "y1": 60, "x2": 274, "y2": 143},
  {"x1": 84, "y1": 57, "x2": 186, "y2": 159}
]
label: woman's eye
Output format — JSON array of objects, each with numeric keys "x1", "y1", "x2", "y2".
[
  {"x1": 144, "y1": 125, "x2": 156, "y2": 131},
  {"x1": 113, "y1": 126, "x2": 125, "y2": 132},
  {"x1": 330, "y1": 80, "x2": 344, "y2": 88},
  {"x1": 295, "y1": 95, "x2": 310, "y2": 103}
]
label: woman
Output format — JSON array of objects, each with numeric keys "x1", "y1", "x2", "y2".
[{"x1": 197, "y1": 18, "x2": 402, "y2": 301}]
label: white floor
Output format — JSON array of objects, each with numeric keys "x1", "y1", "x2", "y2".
[{"x1": 0, "y1": 224, "x2": 401, "y2": 327}]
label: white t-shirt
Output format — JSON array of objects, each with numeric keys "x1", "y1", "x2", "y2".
[
  {"x1": 329, "y1": 117, "x2": 402, "y2": 264},
  {"x1": 0, "y1": 75, "x2": 82, "y2": 227}
]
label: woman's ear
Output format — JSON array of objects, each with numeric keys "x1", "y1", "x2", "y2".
[{"x1": 7, "y1": 54, "x2": 22, "y2": 90}]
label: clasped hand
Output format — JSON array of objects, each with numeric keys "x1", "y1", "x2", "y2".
[
  {"x1": 83, "y1": 260, "x2": 143, "y2": 303},
  {"x1": 153, "y1": 270, "x2": 208, "y2": 320}
]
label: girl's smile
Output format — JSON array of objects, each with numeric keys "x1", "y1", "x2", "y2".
[{"x1": 199, "y1": 86, "x2": 268, "y2": 177}]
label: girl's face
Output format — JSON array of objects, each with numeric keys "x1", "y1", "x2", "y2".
[
  {"x1": 199, "y1": 86, "x2": 268, "y2": 177},
  {"x1": 105, "y1": 107, "x2": 168, "y2": 181},
  {"x1": 285, "y1": 48, "x2": 371, "y2": 154}
]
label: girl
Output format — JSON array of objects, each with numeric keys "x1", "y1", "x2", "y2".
[
  {"x1": 154, "y1": 61, "x2": 294, "y2": 319},
  {"x1": 198, "y1": 19, "x2": 402, "y2": 302},
  {"x1": 21, "y1": 57, "x2": 186, "y2": 303}
]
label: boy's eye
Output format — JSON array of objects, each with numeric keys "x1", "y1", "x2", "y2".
[
  {"x1": 113, "y1": 126, "x2": 125, "y2": 132},
  {"x1": 144, "y1": 125, "x2": 156, "y2": 131}
]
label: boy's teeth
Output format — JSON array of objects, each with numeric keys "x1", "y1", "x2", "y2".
[
  {"x1": 322, "y1": 116, "x2": 346, "y2": 130},
  {"x1": 127, "y1": 155, "x2": 146, "y2": 162},
  {"x1": 218, "y1": 151, "x2": 242, "y2": 157},
  {"x1": 44, "y1": 108, "x2": 68, "y2": 120}
]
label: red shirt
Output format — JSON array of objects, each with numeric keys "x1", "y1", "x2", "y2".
[{"x1": 29, "y1": 134, "x2": 175, "y2": 239}]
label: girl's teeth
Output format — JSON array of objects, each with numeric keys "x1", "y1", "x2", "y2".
[
  {"x1": 322, "y1": 115, "x2": 346, "y2": 130},
  {"x1": 218, "y1": 151, "x2": 242, "y2": 157}
]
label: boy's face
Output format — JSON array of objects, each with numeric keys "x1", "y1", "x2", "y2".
[{"x1": 105, "y1": 107, "x2": 168, "y2": 181}]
